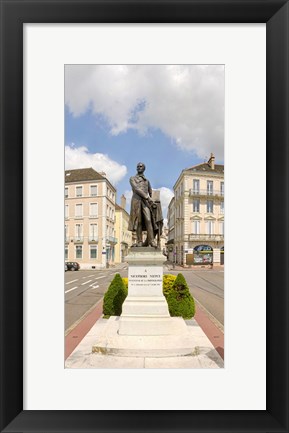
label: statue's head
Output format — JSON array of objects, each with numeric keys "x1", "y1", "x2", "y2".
[{"x1": 136, "y1": 162, "x2": 146, "y2": 174}]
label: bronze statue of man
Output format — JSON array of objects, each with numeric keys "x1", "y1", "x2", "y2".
[{"x1": 128, "y1": 162, "x2": 159, "y2": 248}]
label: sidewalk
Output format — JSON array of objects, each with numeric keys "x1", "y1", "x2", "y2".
[
  {"x1": 164, "y1": 260, "x2": 224, "y2": 272},
  {"x1": 65, "y1": 298, "x2": 224, "y2": 369}
]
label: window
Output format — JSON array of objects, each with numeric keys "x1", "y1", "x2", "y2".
[
  {"x1": 65, "y1": 204, "x2": 69, "y2": 219},
  {"x1": 75, "y1": 224, "x2": 82, "y2": 239},
  {"x1": 90, "y1": 245, "x2": 98, "y2": 259},
  {"x1": 65, "y1": 247, "x2": 68, "y2": 260},
  {"x1": 65, "y1": 224, "x2": 68, "y2": 241},
  {"x1": 207, "y1": 180, "x2": 213, "y2": 195},
  {"x1": 65, "y1": 187, "x2": 68, "y2": 198},
  {"x1": 192, "y1": 199, "x2": 200, "y2": 213},
  {"x1": 220, "y1": 201, "x2": 224, "y2": 214},
  {"x1": 193, "y1": 179, "x2": 200, "y2": 194},
  {"x1": 207, "y1": 200, "x2": 213, "y2": 213},
  {"x1": 75, "y1": 204, "x2": 83, "y2": 218},
  {"x1": 220, "y1": 182, "x2": 224, "y2": 196},
  {"x1": 206, "y1": 221, "x2": 214, "y2": 235},
  {"x1": 90, "y1": 185, "x2": 98, "y2": 196},
  {"x1": 192, "y1": 220, "x2": 200, "y2": 234},
  {"x1": 76, "y1": 245, "x2": 82, "y2": 259},
  {"x1": 90, "y1": 223, "x2": 98, "y2": 240},
  {"x1": 76, "y1": 186, "x2": 83, "y2": 197},
  {"x1": 90, "y1": 203, "x2": 98, "y2": 217},
  {"x1": 219, "y1": 221, "x2": 224, "y2": 235}
]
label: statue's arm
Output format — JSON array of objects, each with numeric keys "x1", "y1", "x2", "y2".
[{"x1": 130, "y1": 177, "x2": 150, "y2": 200}]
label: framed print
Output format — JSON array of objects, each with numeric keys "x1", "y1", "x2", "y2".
[{"x1": 0, "y1": 0, "x2": 288, "y2": 432}]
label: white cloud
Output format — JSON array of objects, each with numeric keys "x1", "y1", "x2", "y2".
[
  {"x1": 65, "y1": 65, "x2": 224, "y2": 160},
  {"x1": 65, "y1": 145, "x2": 127, "y2": 185}
]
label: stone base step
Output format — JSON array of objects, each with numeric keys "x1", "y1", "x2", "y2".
[{"x1": 92, "y1": 316, "x2": 195, "y2": 357}]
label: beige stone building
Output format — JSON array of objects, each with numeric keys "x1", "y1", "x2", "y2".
[
  {"x1": 167, "y1": 154, "x2": 224, "y2": 266},
  {"x1": 114, "y1": 195, "x2": 133, "y2": 263},
  {"x1": 65, "y1": 168, "x2": 117, "y2": 269}
]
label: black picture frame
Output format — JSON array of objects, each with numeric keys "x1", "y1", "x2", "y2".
[{"x1": 1, "y1": 1, "x2": 288, "y2": 432}]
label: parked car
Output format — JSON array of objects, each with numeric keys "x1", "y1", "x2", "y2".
[
  {"x1": 65, "y1": 263, "x2": 68, "y2": 272},
  {"x1": 65, "y1": 261, "x2": 80, "y2": 271}
]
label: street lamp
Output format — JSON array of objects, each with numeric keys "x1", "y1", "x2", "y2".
[{"x1": 106, "y1": 242, "x2": 110, "y2": 268}]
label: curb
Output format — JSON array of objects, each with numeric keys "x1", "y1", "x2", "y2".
[
  {"x1": 194, "y1": 304, "x2": 224, "y2": 360},
  {"x1": 65, "y1": 299, "x2": 103, "y2": 359}
]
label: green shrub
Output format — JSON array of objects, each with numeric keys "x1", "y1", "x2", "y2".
[
  {"x1": 103, "y1": 273, "x2": 127, "y2": 317},
  {"x1": 166, "y1": 273, "x2": 195, "y2": 319},
  {"x1": 163, "y1": 274, "x2": 177, "y2": 296}
]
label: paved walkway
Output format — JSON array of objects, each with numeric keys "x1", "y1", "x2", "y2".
[
  {"x1": 65, "y1": 317, "x2": 224, "y2": 369},
  {"x1": 65, "y1": 304, "x2": 224, "y2": 369}
]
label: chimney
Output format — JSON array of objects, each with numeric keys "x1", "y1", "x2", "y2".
[
  {"x1": 120, "y1": 194, "x2": 126, "y2": 209},
  {"x1": 208, "y1": 153, "x2": 215, "y2": 170},
  {"x1": 99, "y1": 171, "x2": 106, "y2": 177}
]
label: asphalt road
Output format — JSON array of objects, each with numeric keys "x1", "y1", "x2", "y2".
[
  {"x1": 65, "y1": 265, "x2": 224, "y2": 333},
  {"x1": 65, "y1": 266, "x2": 128, "y2": 332}
]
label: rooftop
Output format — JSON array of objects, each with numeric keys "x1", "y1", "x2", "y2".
[
  {"x1": 65, "y1": 168, "x2": 105, "y2": 183},
  {"x1": 185, "y1": 162, "x2": 224, "y2": 174}
]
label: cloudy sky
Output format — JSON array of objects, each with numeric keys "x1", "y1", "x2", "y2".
[{"x1": 65, "y1": 64, "x2": 224, "y2": 220}]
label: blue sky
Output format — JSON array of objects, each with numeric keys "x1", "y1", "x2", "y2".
[{"x1": 65, "y1": 65, "x2": 224, "y2": 219}]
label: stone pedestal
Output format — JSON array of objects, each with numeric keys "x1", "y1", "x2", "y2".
[
  {"x1": 119, "y1": 248, "x2": 187, "y2": 336},
  {"x1": 92, "y1": 247, "x2": 194, "y2": 357}
]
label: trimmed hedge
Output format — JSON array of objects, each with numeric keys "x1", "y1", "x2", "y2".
[
  {"x1": 103, "y1": 273, "x2": 127, "y2": 316},
  {"x1": 165, "y1": 273, "x2": 195, "y2": 319}
]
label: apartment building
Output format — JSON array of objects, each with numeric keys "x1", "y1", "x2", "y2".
[
  {"x1": 168, "y1": 153, "x2": 224, "y2": 266},
  {"x1": 114, "y1": 195, "x2": 133, "y2": 263},
  {"x1": 65, "y1": 168, "x2": 117, "y2": 269}
]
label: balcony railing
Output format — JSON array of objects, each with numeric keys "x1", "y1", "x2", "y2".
[
  {"x1": 107, "y1": 236, "x2": 118, "y2": 244},
  {"x1": 185, "y1": 233, "x2": 224, "y2": 242},
  {"x1": 88, "y1": 236, "x2": 99, "y2": 243},
  {"x1": 189, "y1": 189, "x2": 224, "y2": 198},
  {"x1": 73, "y1": 236, "x2": 84, "y2": 243}
]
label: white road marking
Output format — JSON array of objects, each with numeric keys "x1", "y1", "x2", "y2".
[
  {"x1": 81, "y1": 280, "x2": 92, "y2": 285},
  {"x1": 65, "y1": 286, "x2": 78, "y2": 294},
  {"x1": 94, "y1": 275, "x2": 106, "y2": 280},
  {"x1": 83, "y1": 274, "x2": 94, "y2": 278},
  {"x1": 65, "y1": 279, "x2": 78, "y2": 285},
  {"x1": 91, "y1": 285, "x2": 99, "y2": 289}
]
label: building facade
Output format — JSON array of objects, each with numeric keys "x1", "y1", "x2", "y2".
[
  {"x1": 168, "y1": 154, "x2": 224, "y2": 266},
  {"x1": 65, "y1": 168, "x2": 117, "y2": 269},
  {"x1": 114, "y1": 195, "x2": 133, "y2": 263}
]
